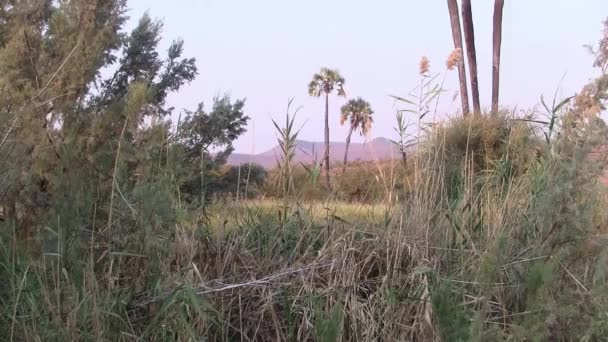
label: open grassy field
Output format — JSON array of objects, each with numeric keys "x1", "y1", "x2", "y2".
[{"x1": 206, "y1": 199, "x2": 392, "y2": 237}]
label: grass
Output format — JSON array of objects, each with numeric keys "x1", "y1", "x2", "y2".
[
  {"x1": 3, "y1": 109, "x2": 608, "y2": 341},
  {"x1": 206, "y1": 199, "x2": 392, "y2": 236},
  {"x1": 3, "y1": 63, "x2": 608, "y2": 340}
]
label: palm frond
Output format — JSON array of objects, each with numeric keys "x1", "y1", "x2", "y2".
[
  {"x1": 340, "y1": 97, "x2": 374, "y2": 136},
  {"x1": 309, "y1": 68, "x2": 346, "y2": 96},
  {"x1": 308, "y1": 80, "x2": 321, "y2": 97}
]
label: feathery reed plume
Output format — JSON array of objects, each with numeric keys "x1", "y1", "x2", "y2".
[
  {"x1": 419, "y1": 56, "x2": 430, "y2": 75},
  {"x1": 446, "y1": 48, "x2": 462, "y2": 71}
]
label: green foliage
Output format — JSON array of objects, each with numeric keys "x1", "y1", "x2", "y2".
[
  {"x1": 429, "y1": 112, "x2": 539, "y2": 201},
  {"x1": 272, "y1": 99, "x2": 302, "y2": 197},
  {"x1": 438, "y1": 112, "x2": 537, "y2": 172},
  {"x1": 212, "y1": 163, "x2": 267, "y2": 199},
  {"x1": 390, "y1": 109, "x2": 413, "y2": 168},
  {"x1": 96, "y1": 12, "x2": 197, "y2": 116},
  {"x1": 339, "y1": 97, "x2": 374, "y2": 135},
  {"x1": 177, "y1": 95, "x2": 249, "y2": 204},
  {"x1": 0, "y1": 3, "x2": 250, "y2": 339},
  {"x1": 340, "y1": 97, "x2": 374, "y2": 171},
  {"x1": 179, "y1": 95, "x2": 249, "y2": 156},
  {"x1": 431, "y1": 280, "x2": 472, "y2": 342},
  {"x1": 308, "y1": 68, "x2": 346, "y2": 98},
  {"x1": 313, "y1": 299, "x2": 344, "y2": 342},
  {"x1": 264, "y1": 160, "x2": 408, "y2": 203}
]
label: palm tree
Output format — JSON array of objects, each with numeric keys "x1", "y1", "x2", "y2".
[
  {"x1": 447, "y1": 0, "x2": 470, "y2": 116},
  {"x1": 339, "y1": 98, "x2": 373, "y2": 173},
  {"x1": 461, "y1": 0, "x2": 481, "y2": 116},
  {"x1": 308, "y1": 68, "x2": 345, "y2": 188},
  {"x1": 492, "y1": 0, "x2": 505, "y2": 114}
]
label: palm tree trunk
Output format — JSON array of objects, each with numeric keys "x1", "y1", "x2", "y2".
[
  {"x1": 461, "y1": 0, "x2": 481, "y2": 116},
  {"x1": 342, "y1": 125, "x2": 354, "y2": 174},
  {"x1": 492, "y1": 0, "x2": 505, "y2": 114},
  {"x1": 447, "y1": 0, "x2": 470, "y2": 116},
  {"x1": 324, "y1": 92, "x2": 331, "y2": 188}
]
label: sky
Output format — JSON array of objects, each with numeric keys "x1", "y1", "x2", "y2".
[{"x1": 126, "y1": 0, "x2": 608, "y2": 153}]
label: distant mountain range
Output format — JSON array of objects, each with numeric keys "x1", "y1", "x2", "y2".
[{"x1": 227, "y1": 137, "x2": 412, "y2": 168}]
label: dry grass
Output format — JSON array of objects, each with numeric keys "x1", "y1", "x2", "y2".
[
  {"x1": 206, "y1": 199, "x2": 391, "y2": 235},
  {"x1": 129, "y1": 221, "x2": 431, "y2": 341}
]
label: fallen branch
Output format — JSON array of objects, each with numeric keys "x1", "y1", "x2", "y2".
[{"x1": 130, "y1": 261, "x2": 333, "y2": 308}]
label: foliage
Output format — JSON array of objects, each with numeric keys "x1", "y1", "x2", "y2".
[
  {"x1": 95, "y1": 12, "x2": 197, "y2": 117},
  {"x1": 430, "y1": 111, "x2": 540, "y2": 199},
  {"x1": 339, "y1": 98, "x2": 374, "y2": 136},
  {"x1": 271, "y1": 99, "x2": 302, "y2": 198},
  {"x1": 179, "y1": 95, "x2": 249, "y2": 157},
  {"x1": 339, "y1": 97, "x2": 374, "y2": 172},
  {"x1": 177, "y1": 95, "x2": 249, "y2": 204},
  {"x1": 308, "y1": 68, "x2": 346, "y2": 98},
  {"x1": 587, "y1": 17, "x2": 608, "y2": 73},
  {"x1": 390, "y1": 57, "x2": 445, "y2": 191},
  {"x1": 218, "y1": 163, "x2": 267, "y2": 199},
  {"x1": 263, "y1": 160, "x2": 410, "y2": 204}
]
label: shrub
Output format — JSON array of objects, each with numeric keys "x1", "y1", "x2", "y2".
[{"x1": 425, "y1": 111, "x2": 540, "y2": 202}]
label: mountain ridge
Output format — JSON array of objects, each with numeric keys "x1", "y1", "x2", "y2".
[{"x1": 227, "y1": 137, "x2": 411, "y2": 168}]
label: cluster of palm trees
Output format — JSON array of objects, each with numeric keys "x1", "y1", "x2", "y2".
[
  {"x1": 308, "y1": 68, "x2": 374, "y2": 187},
  {"x1": 307, "y1": 1, "x2": 505, "y2": 187}
]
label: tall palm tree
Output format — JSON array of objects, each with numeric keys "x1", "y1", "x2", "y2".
[
  {"x1": 308, "y1": 68, "x2": 345, "y2": 188},
  {"x1": 492, "y1": 0, "x2": 505, "y2": 114},
  {"x1": 339, "y1": 98, "x2": 373, "y2": 173},
  {"x1": 461, "y1": 0, "x2": 481, "y2": 116},
  {"x1": 447, "y1": 0, "x2": 470, "y2": 116}
]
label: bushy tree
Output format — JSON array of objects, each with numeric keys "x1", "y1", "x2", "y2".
[
  {"x1": 177, "y1": 95, "x2": 249, "y2": 205},
  {"x1": 212, "y1": 163, "x2": 267, "y2": 199},
  {"x1": 0, "y1": 1, "x2": 248, "y2": 249},
  {"x1": 0, "y1": 0, "x2": 129, "y2": 238}
]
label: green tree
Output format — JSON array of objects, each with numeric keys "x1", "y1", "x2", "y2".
[
  {"x1": 0, "y1": 0, "x2": 128, "y2": 236},
  {"x1": 214, "y1": 163, "x2": 267, "y2": 199},
  {"x1": 177, "y1": 95, "x2": 249, "y2": 205},
  {"x1": 0, "y1": 2, "x2": 201, "y2": 243},
  {"x1": 339, "y1": 98, "x2": 373, "y2": 173},
  {"x1": 79, "y1": 12, "x2": 198, "y2": 235},
  {"x1": 308, "y1": 68, "x2": 345, "y2": 188},
  {"x1": 94, "y1": 12, "x2": 197, "y2": 117}
]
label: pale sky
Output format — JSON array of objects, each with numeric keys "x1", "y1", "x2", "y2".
[{"x1": 126, "y1": 0, "x2": 608, "y2": 153}]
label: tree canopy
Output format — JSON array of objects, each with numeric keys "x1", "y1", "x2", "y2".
[{"x1": 0, "y1": 1, "x2": 248, "y2": 233}]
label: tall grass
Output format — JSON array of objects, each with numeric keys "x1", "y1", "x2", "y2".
[
  {"x1": 3, "y1": 102, "x2": 608, "y2": 340},
  {"x1": 3, "y1": 59, "x2": 608, "y2": 340}
]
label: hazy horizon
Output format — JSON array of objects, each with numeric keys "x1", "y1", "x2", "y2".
[{"x1": 126, "y1": 0, "x2": 608, "y2": 153}]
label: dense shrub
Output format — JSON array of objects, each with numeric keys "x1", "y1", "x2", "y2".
[
  {"x1": 262, "y1": 160, "x2": 411, "y2": 203},
  {"x1": 424, "y1": 111, "x2": 541, "y2": 202}
]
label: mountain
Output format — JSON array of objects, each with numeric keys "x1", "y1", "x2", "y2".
[{"x1": 227, "y1": 138, "x2": 411, "y2": 168}]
